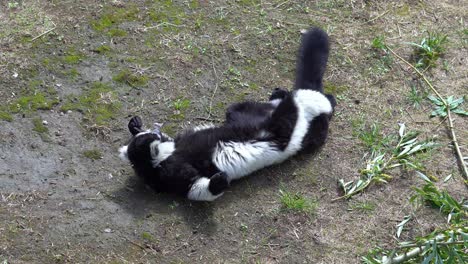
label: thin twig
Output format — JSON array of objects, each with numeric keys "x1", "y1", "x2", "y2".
[
  {"x1": 387, "y1": 46, "x2": 468, "y2": 184},
  {"x1": 362, "y1": 10, "x2": 390, "y2": 25},
  {"x1": 206, "y1": 56, "x2": 219, "y2": 120},
  {"x1": 31, "y1": 22, "x2": 57, "y2": 41}
]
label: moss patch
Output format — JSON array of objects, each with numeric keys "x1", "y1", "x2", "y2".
[
  {"x1": 91, "y1": 6, "x2": 139, "y2": 31},
  {"x1": 0, "y1": 111, "x2": 14, "y2": 122},
  {"x1": 113, "y1": 69, "x2": 148, "y2": 87},
  {"x1": 324, "y1": 82, "x2": 349, "y2": 95},
  {"x1": 61, "y1": 82, "x2": 121, "y2": 125},
  {"x1": 32, "y1": 118, "x2": 48, "y2": 133},
  {"x1": 83, "y1": 149, "x2": 102, "y2": 160}
]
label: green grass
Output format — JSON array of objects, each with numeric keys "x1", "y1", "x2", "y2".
[
  {"x1": 279, "y1": 190, "x2": 316, "y2": 214},
  {"x1": 108, "y1": 28, "x2": 127, "y2": 37},
  {"x1": 91, "y1": 6, "x2": 139, "y2": 31},
  {"x1": 61, "y1": 82, "x2": 121, "y2": 125},
  {"x1": 82, "y1": 149, "x2": 102, "y2": 160},
  {"x1": 0, "y1": 111, "x2": 13, "y2": 122},
  {"x1": 113, "y1": 69, "x2": 148, "y2": 87},
  {"x1": 172, "y1": 98, "x2": 191, "y2": 111}
]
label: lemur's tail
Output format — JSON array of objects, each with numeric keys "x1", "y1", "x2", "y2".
[{"x1": 294, "y1": 27, "x2": 329, "y2": 92}]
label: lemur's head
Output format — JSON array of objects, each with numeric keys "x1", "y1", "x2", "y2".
[{"x1": 119, "y1": 116, "x2": 174, "y2": 169}]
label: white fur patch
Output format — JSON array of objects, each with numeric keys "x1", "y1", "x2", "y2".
[
  {"x1": 213, "y1": 89, "x2": 332, "y2": 181},
  {"x1": 118, "y1": 145, "x2": 129, "y2": 162},
  {"x1": 187, "y1": 177, "x2": 223, "y2": 201},
  {"x1": 192, "y1": 124, "x2": 215, "y2": 132},
  {"x1": 213, "y1": 141, "x2": 285, "y2": 181},
  {"x1": 285, "y1": 90, "x2": 332, "y2": 154},
  {"x1": 269, "y1": 98, "x2": 282, "y2": 107},
  {"x1": 150, "y1": 141, "x2": 175, "y2": 167}
]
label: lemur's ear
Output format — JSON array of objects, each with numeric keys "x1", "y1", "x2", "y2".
[{"x1": 128, "y1": 116, "x2": 144, "y2": 136}]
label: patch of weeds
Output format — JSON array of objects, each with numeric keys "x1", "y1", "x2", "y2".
[
  {"x1": 428, "y1": 95, "x2": 468, "y2": 117},
  {"x1": 148, "y1": 0, "x2": 187, "y2": 31},
  {"x1": 61, "y1": 82, "x2": 121, "y2": 125},
  {"x1": 406, "y1": 85, "x2": 427, "y2": 108},
  {"x1": 113, "y1": 69, "x2": 148, "y2": 88},
  {"x1": 108, "y1": 28, "x2": 127, "y2": 37},
  {"x1": 173, "y1": 98, "x2": 191, "y2": 111},
  {"x1": 63, "y1": 51, "x2": 84, "y2": 64},
  {"x1": 32, "y1": 118, "x2": 48, "y2": 134},
  {"x1": 141, "y1": 232, "x2": 154, "y2": 241},
  {"x1": 371, "y1": 35, "x2": 386, "y2": 51},
  {"x1": 222, "y1": 67, "x2": 249, "y2": 90},
  {"x1": 348, "y1": 201, "x2": 376, "y2": 213},
  {"x1": 364, "y1": 181, "x2": 467, "y2": 264},
  {"x1": 279, "y1": 190, "x2": 316, "y2": 214},
  {"x1": 337, "y1": 124, "x2": 437, "y2": 200},
  {"x1": 410, "y1": 179, "x2": 467, "y2": 224},
  {"x1": 171, "y1": 98, "x2": 191, "y2": 120},
  {"x1": 353, "y1": 122, "x2": 393, "y2": 154},
  {"x1": 0, "y1": 111, "x2": 13, "y2": 122},
  {"x1": 323, "y1": 82, "x2": 348, "y2": 95},
  {"x1": 6, "y1": 91, "x2": 59, "y2": 114},
  {"x1": 408, "y1": 32, "x2": 448, "y2": 69},
  {"x1": 370, "y1": 35, "x2": 393, "y2": 75},
  {"x1": 82, "y1": 149, "x2": 102, "y2": 160},
  {"x1": 91, "y1": 6, "x2": 139, "y2": 31},
  {"x1": 94, "y1": 45, "x2": 111, "y2": 54}
]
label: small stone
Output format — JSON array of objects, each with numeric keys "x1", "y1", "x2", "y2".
[
  {"x1": 42, "y1": 120, "x2": 48, "y2": 125},
  {"x1": 104, "y1": 228, "x2": 112, "y2": 233},
  {"x1": 67, "y1": 110, "x2": 72, "y2": 114},
  {"x1": 12, "y1": 72, "x2": 18, "y2": 78},
  {"x1": 60, "y1": 112, "x2": 64, "y2": 116}
]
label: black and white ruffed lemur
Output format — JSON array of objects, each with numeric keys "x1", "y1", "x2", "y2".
[{"x1": 119, "y1": 27, "x2": 336, "y2": 201}]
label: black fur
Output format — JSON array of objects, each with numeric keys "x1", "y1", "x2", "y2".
[{"x1": 121, "y1": 27, "x2": 336, "y2": 200}]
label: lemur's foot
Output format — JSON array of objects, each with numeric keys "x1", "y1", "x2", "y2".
[
  {"x1": 128, "y1": 116, "x2": 144, "y2": 136},
  {"x1": 208, "y1": 172, "x2": 229, "y2": 195},
  {"x1": 270, "y1": 88, "x2": 289, "y2": 101}
]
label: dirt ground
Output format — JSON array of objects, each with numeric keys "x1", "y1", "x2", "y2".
[{"x1": 0, "y1": 0, "x2": 466, "y2": 263}]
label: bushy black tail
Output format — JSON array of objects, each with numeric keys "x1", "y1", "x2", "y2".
[{"x1": 294, "y1": 27, "x2": 330, "y2": 92}]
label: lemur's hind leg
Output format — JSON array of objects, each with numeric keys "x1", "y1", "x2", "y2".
[
  {"x1": 128, "y1": 116, "x2": 144, "y2": 136},
  {"x1": 225, "y1": 88, "x2": 290, "y2": 126}
]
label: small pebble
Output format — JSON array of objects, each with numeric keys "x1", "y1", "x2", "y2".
[
  {"x1": 67, "y1": 110, "x2": 72, "y2": 114},
  {"x1": 42, "y1": 120, "x2": 48, "y2": 125},
  {"x1": 104, "y1": 228, "x2": 112, "y2": 233}
]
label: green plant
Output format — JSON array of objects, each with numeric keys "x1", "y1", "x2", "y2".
[
  {"x1": 363, "y1": 182, "x2": 467, "y2": 264},
  {"x1": 348, "y1": 201, "x2": 376, "y2": 212},
  {"x1": 407, "y1": 85, "x2": 426, "y2": 109},
  {"x1": 410, "y1": 179, "x2": 467, "y2": 224},
  {"x1": 408, "y1": 32, "x2": 448, "y2": 69},
  {"x1": 279, "y1": 190, "x2": 316, "y2": 214},
  {"x1": 428, "y1": 95, "x2": 468, "y2": 117},
  {"x1": 172, "y1": 98, "x2": 191, "y2": 111},
  {"x1": 336, "y1": 124, "x2": 436, "y2": 200},
  {"x1": 371, "y1": 35, "x2": 387, "y2": 51}
]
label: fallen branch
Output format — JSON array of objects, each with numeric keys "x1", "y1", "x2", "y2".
[
  {"x1": 387, "y1": 47, "x2": 468, "y2": 184},
  {"x1": 31, "y1": 22, "x2": 57, "y2": 41}
]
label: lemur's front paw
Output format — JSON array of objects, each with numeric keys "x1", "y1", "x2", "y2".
[
  {"x1": 208, "y1": 172, "x2": 229, "y2": 195},
  {"x1": 270, "y1": 88, "x2": 289, "y2": 100},
  {"x1": 128, "y1": 116, "x2": 144, "y2": 136}
]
